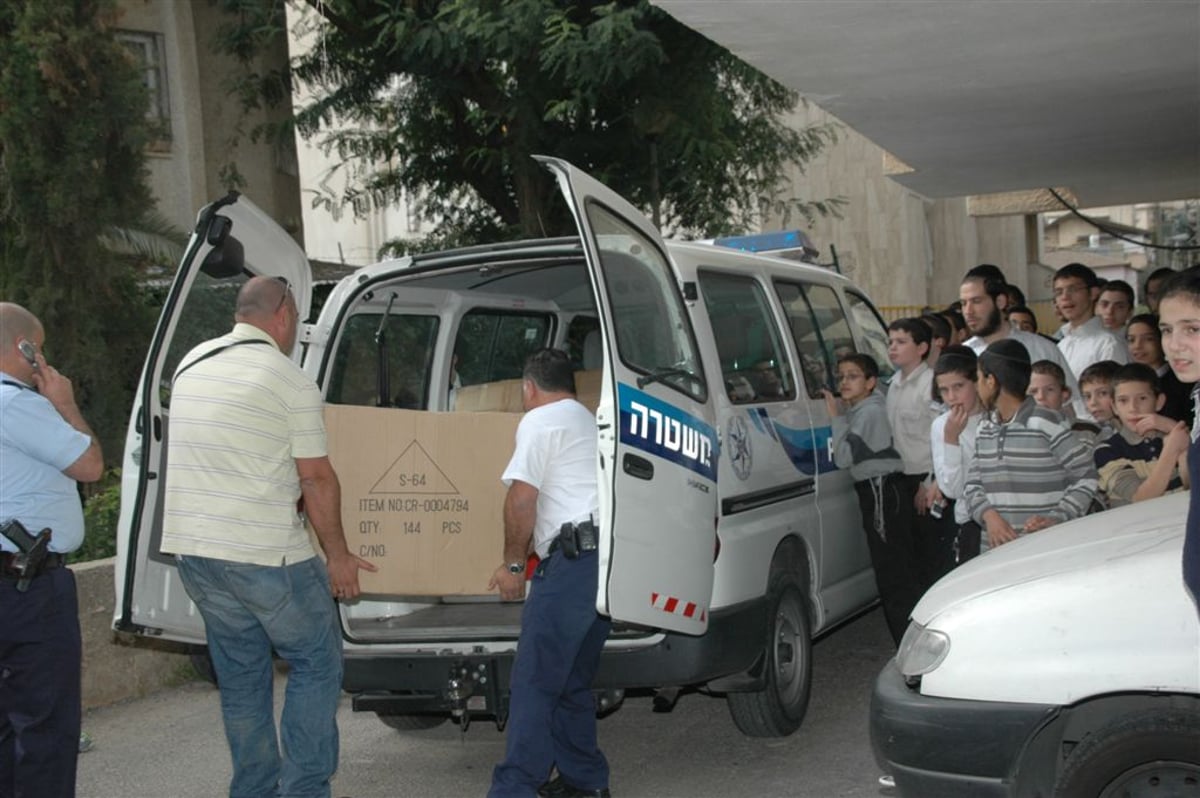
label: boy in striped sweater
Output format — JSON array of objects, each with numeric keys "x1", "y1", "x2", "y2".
[{"x1": 963, "y1": 339, "x2": 1099, "y2": 551}]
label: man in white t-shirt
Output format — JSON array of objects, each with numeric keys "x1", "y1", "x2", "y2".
[{"x1": 488, "y1": 349, "x2": 609, "y2": 798}]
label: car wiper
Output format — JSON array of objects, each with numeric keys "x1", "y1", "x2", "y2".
[{"x1": 636, "y1": 366, "x2": 702, "y2": 390}]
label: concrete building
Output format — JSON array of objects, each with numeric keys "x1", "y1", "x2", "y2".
[
  {"x1": 658, "y1": 1, "x2": 1200, "y2": 310},
  {"x1": 116, "y1": 0, "x2": 302, "y2": 241},
  {"x1": 767, "y1": 102, "x2": 1030, "y2": 310},
  {"x1": 283, "y1": 2, "x2": 430, "y2": 268},
  {"x1": 125, "y1": 0, "x2": 1199, "y2": 311}
]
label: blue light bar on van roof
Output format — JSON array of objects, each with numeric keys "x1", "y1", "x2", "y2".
[{"x1": 713, "y1": 230, "x2": 819, "y2": 260}]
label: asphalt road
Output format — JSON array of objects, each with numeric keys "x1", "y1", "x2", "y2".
[{"x1": 78, "y1": 608, "x2": 895, "y2": 798}]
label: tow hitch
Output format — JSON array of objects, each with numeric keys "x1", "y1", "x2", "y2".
[{"x1": 445, "y1": 660, "x2": 508, "y2": 732}]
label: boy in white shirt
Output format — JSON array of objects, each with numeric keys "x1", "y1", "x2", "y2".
[
  {"x1": 886, "y1": 317, "x2": 942, "y2": 589},
  {"x1": 930, "y1": 346, "x2": 986, "y2": 565},
  {"x1": 1054, "y1": 263, "x2": 1129, "y2": 380}
]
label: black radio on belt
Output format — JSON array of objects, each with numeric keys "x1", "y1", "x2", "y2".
[{"x1": 556, "y1": 519, "x2": 598, "y2": 560}]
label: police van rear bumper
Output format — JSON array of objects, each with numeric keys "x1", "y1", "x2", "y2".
[{"x1": 344, "y1": 596, "x2": 768, "y2": 716}]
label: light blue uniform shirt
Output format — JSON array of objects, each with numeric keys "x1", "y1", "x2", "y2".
[{"x1": 0, "y1": 371, "x2": 90, "y2": 553}]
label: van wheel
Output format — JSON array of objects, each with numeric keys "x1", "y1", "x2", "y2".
[
  {"x1": 375, "y1": 712, "x2": 448, "y2": 732},
  {"x1": 726, "y1": 576, "x2": 812, "y2": 737},
  {"x1": 1054, "y1": 711, "x2": 1200, "y2": 798}
]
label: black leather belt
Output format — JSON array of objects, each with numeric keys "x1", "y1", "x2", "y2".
[{"x1": 0, "y1": 551, "x2": 67, "y2": 580}]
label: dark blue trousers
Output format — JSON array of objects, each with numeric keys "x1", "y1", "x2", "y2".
[
  {"x1": 0, "y1": 567, "x2": 81, "y2": 798},
  {"x1": 489, "y1": 549, "x2": 611, "y2": 798}
]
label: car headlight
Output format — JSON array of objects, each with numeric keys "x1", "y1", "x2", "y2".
[{"x1": 896, "y1": 622, "x2": 950, "y2": 678}]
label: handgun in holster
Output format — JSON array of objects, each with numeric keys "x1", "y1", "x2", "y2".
[{"x1": 0, "y1": 519, "x2": 53, "y2": 592}]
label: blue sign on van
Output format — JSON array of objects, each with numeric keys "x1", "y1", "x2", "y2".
[
  {"x1": 619, "y1": 383, "x2": 718, "y2": 482},
  {"x1": 745, "y1": 408, "x2": 837, "y2": 476}
]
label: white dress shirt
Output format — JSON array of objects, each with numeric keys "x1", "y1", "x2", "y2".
[{"x1": 1057, "y1": 316, "x2": 1129, "y2": 380}]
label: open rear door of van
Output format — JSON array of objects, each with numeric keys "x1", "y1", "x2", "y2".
[
  {"x1": 113, "y1": 194, "x2": 312, "y2": 642},
  {"x1": 537, "y1": 157, "x2": 718, "y2": 636}
]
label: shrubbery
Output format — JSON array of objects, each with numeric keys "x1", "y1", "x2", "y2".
[{"x1": 72, "y1": 470, "x2": 122, "y2": 564}]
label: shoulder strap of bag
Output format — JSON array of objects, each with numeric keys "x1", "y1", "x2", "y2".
[{"x1": 173, "y1": 339, "x2": 273, "y2": 384}]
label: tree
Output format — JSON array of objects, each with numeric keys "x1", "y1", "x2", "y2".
[
  {"x1": 0, "y1": 0, "x2": 160, "y2": 464},
  {"x1": 220, "y1": 0, "x2": 840, "y2": 251}
]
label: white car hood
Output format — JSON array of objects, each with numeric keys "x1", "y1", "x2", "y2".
[
  {"x1": 911, "y1": 493, "x2": 1200, "y2": 704},
  {"x1": 913, "y1": 493, "x2": 1188, "y2": 624}
]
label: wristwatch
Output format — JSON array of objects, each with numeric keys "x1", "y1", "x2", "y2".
[{"x1": 506, "y1": 562, "x2": 523, "y2": 575}]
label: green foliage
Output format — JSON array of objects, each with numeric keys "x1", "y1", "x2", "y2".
[
  {"x1": 217, "y1": 0, "x2": 841, "y2": 244},
  {"x1": 73, "y1": 469, "x2": 121, "y2": 563},
  {"x1": 0, "y1": 0, "x2": 162, "y2": 465}
]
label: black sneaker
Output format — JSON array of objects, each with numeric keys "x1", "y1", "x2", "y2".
[{"x1": 538, "y1": 774, "x2": 612, "y2": 798}]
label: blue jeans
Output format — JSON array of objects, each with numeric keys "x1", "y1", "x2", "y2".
[
  {"x1": 489, "y1": 550, "x2": 612, "y2": 798},
  {"x1": 176, "y1": 555, "x2": 342, "y2": 798}
]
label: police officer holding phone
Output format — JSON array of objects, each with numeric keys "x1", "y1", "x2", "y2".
[
  {"x1": 0, "y1": 302, "x2": 104, "y2": 798},
  {"x1": 488, "y1": 348, "x2": 611, "y2": 798}
]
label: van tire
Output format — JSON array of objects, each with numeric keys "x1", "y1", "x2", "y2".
[
  {"x1": 1053, "y1": 710, "x2": 1200, "y2": 797},
  {"x1": 726, "y1": 575, "x2": 813, "y2": 737},
  {"x1": 375, "y1": 712, "x2": 448, "y2": 732}
]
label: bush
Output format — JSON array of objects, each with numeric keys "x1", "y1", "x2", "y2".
[{"x1": 74, "y1": 470, "x2": 121, "y2": 564}]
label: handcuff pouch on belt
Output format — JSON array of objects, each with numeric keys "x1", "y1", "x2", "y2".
[{"x1": 555, "y1": 519, "x2": 598, "y2": 560}]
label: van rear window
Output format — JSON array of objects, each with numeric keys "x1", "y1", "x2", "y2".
[
  {"x1": 325, "y1": 313, "x2": 439, "y2": 409},
  {"x1": 453, "y1": 311, "x2": 553, "y2": 387}
]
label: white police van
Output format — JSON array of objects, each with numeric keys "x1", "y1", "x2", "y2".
[{"x1": 115, "y1": 158, "x2": 893, "y2": 737}]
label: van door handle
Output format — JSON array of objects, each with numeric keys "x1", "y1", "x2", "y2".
[{"x1": 623, "y1": 453, "x2": 653, "y2": 480}]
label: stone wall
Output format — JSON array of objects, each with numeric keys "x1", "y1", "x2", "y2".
[
  {"x1": 768, "y1": 103, "x2": 1034, "y2": 309},
  {"x1": 75, "y1": 558, "x2": 194, "y2": 710}
]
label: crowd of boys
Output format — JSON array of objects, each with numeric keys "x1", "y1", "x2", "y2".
[{"x1": 827, "y1": 263, "x2": 1200, "y2": 647}]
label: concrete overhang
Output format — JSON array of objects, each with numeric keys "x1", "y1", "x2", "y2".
[{"x1": 655, "y1": 1, "x2": 1200, "y2": 207}]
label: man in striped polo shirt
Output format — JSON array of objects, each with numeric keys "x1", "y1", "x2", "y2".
[
  {"x1": 163, "y1": 276, "x2": 375, "y2": 798},
  {"x1": 963, "y1": 339, "x2": 1098, "y2": 552}
]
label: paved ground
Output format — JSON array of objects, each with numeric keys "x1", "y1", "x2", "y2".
[{"x1": 78, "y1": 608, "x2": 895, "y2": 798}]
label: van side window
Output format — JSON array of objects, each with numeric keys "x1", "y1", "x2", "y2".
[
  {"x1": 775, "y1": 281, "x2": 857, "y2": 399},
  {"x1": 565, "y1": 315, "x2": 602, "y2": 370},
  {"x1": 453, "y1": 310, "x2": 553, "y2": 386},
  {"x1": 698, "y1": 271, "x2": 795, "y2": 404},
  {"x1": 585, "y1": 202, "x2": 706, "y2": 401},
  {"x1": 844, "y1": 290, "x2": 895, "y2": 381},
  {"x1": 158, "y1": 274, "x2": 243, "y2": 407},
  {"x1": 326, "y1": 313, "x2": 439, "y2": 408}
]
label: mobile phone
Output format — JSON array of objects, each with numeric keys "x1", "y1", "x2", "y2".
[
  {"x1": 930, "y1": 497, "x2": 946, "y2": 519},
  {"x1": 17, "y1": 340, "x2": 38, "y2": 369}
]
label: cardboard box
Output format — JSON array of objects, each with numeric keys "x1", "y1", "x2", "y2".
[
  {"x1": 323, "y1": 405, "x2": 521, "y2": 596},
  {"x1": 452, "y1": 370, "x2": 600, "y2": 414}
]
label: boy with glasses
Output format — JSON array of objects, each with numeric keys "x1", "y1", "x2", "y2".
[
  {"x1": 823, "y1": 354, "x2": 916, "y2": 645},
  {"x1": 1054, "y1": 263, "x2": 1128, "y2": 382}
]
